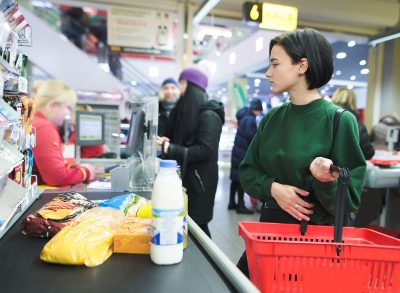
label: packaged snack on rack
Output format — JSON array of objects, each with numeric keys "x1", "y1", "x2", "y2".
[
  {"x1": 21, "y1": 192, "x2": 96, "y2": 238},
  {"x1": 40, "y1": 206, "x2": 124, "y2": 267}
]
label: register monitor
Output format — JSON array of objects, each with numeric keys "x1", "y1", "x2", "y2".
[
  {"x1": 76, "y1": 111, "x2": 105, "y2": 146},
  {"x1": 125, "y1": 107, "x2": 146, "y2": 157}
]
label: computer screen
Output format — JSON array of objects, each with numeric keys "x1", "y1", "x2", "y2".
[
  {"x1": 76, "y1": 111, "x2": 105, "y2": 146},
  {"x1": 125, "y1": 107, "x2": 145, "y2": 157}
]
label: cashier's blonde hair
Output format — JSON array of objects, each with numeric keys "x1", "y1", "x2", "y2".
[
  {"x1": 32, "y1": 80, "x2": 77, "y2": 110},
  {"x1": 331, "y1": 87, "x2": 357, "y2": 112}
]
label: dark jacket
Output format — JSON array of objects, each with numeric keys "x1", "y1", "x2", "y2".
[
  {"x1": 158, "y1": 101, "x2": 176, "y2": 136},
  {"x1": 230, "y1": 109, "x2": 258, "y2": 182},
  {"x1": 166, "y1": 100, "x2": 225, "y2": 224},
  {"x1": 338, "y1": 105, "x2": 375, "y2": 160}
]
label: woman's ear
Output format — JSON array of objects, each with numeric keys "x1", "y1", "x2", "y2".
[{"x1": 298, "y1": 58, "x2": 309, "y2": 75}]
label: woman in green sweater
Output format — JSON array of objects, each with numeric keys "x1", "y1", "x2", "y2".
[{"x1": 237, "y1": 28, "x2": 366, "y2": 276}]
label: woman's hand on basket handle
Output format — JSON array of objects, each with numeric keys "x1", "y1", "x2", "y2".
[
  {"x1": 309, "y1": 157, "x2": 339, "y2": 182},
  {"x1": 271, "y1": 182, "x2": 314, "y2": 221}
]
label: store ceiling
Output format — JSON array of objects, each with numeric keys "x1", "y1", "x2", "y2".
[{"x1": 57, "y1": 0, "x2": 400, "y2": 35}]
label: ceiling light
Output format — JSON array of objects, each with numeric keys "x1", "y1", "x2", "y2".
[
  {"x1": 229, "y1": 52, "x2": 236, "y2": 65},
  {"x1": 347, "y1": 85, "x2": 354, "y2": 89},
  {"x1": 254, "y1": 78, "x2": 261, "y2": 84},
  {"x1": 335, "y1": 70, "x2": 342, "y2": 76},
  {"x1": 347, "y1": 40, "x2": 356, "y2": 47},
  {"x1": 254, "y1": 83, "x2": 260, "y2": 88},
  {"x1": 130, "y1": 80, "x2": 138, "y2": 86},
  {"x1": 359, "y1": 60, "x2": 367, "y2": 66},
  {"x1": 253, "y1": 93, "x2": 258, "y2": 97},
  {"x1": 148, "y1": 66, "x2": 159, "y2": 78},
  {"x1": 350, "y1": 75, "x2": 356, "y2": 81},
  {"x1": 197, "y1": 25, "x2": 232, "y2": 40},
  {"x1": 336, "y1": 52, "x2": 347, "y2": 59},
  {"x1": 255, "y1": 88, "x2": 260, "y2": 93},
  {"x1": 360, "y1": 68, "x2": 369, "y2": 75},
  {"x1": 255, "y1": 37, "x2": 263, "y2": 52}
]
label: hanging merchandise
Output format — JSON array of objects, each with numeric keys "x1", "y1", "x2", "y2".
[{"x1": 150, "y1": 160, "x2": 184, "y2": 265}]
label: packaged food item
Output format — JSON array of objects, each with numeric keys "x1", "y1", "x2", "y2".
[
  {"x1": 40, "y1": 207, "x2": 124, "y2": 267},
  {"x1": 21, "y1": 192, "x2": 95, "y2": 238},
  {"x1": 98, "y1": 193, "x2": 148, "y2": 216},
  {"x1": 114, "y1": 217, "x2": 152, "y2": 254}
]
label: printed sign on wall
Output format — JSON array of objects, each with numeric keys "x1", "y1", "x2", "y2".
[{"x1": 107, "y1": 6, "x2": 174, "y2": 58}]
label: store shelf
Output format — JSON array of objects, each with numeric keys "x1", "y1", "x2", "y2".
[
  {"x1": 0, "y1": 178, "x2": 41, "y2": 239},
  {"x1": 0, "y1": 141, "x2": 24, "y2": 179},
  {"x1": 0, "y1": 98, "x2": 21, "y2": 122},
  {"x1": 0, "y1": 57, "x2": 20, "y2": 76}
]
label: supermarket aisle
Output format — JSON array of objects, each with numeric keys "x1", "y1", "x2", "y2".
[{"x1": 209, "y1": 166, "x2": 259, "y2": 264}]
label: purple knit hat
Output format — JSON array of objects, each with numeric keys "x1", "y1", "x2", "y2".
[{"x1": 179, "y1": 68, "x2": 208, "y2": 91}]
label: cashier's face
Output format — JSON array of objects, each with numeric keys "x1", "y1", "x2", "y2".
[{"x1": 49, "y1": 102, "x2": 73, "y2": 127}]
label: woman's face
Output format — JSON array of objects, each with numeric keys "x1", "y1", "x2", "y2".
[
  {"x1": 48, "y1": 101, "x2": 73, "y2": 127},
  {"x1": 179, "y1": 80, "x2": 187, "y2": 96},
  {"x1": 265, "y1": 45, "x2": 301, "y2": 93}
]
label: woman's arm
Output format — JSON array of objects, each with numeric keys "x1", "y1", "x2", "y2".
[{"x1": 310, "y1": 111, "x2": 367, "y2": 215}]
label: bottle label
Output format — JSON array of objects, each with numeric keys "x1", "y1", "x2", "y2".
[{"x1": 151, "y1": 208, "x2": 183, "y2": 245}]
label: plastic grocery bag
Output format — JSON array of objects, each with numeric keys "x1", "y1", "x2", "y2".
[{"x1": 40, "y1": 207, "x2": 124, "y2": 267}]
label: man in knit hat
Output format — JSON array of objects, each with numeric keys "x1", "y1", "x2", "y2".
[{"x1": 158, "y1": 77, "x2": 179, "y2": 136}]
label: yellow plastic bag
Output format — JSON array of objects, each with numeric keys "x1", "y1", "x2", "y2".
[{"x1": 40, "y1": 207, "x2": 124, "y2": 267}]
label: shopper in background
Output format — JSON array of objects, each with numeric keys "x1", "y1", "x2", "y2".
[
  {"x1": 32, "y1": 80, "x2": 95, "y2": 186},
  {"x1": 229, "y1": 98, "x2": 263, "y2": 214},
  {"x1": 331, "y1": 87, "x2": 375, "y2": 160},
  {"x1": 237, "y1": 28, "x2": 366, "y2": 276},
  {"x1": 370, "y1": 114, "x2": 400, "y2": 150},
  {"x1": 157, "y1": 67, "x2": 225, "y2": 238},
  {"x1": 158, "y1": 78, "x2": 179, "y2": 136}
]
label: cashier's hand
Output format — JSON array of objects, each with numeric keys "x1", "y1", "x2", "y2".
[
  {"x1": 271, "y1": 182, "x2": 314, "y2": 221},
  {"x1": 80, "y1": 164, "x2": 96, "y2": 181},
  {"x1": 309, "y1": 157, "x2": 339, "y2": 182}
]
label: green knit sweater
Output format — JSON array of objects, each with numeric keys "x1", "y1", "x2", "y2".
[{"x1": 239, "y1": 99, "x2": 366, "y2": 224}]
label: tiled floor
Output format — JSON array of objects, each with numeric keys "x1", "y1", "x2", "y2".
[{"x1": 208, "y1": 166, "x2": 260, "y2": 264}]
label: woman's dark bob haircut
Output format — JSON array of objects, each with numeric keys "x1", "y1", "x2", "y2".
[{"x1": 269, "y1": 28, "x2": 333, "y2": 90}]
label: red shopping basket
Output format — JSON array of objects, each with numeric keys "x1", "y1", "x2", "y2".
[{"x1": 238, "y1": 166, "x2": 400, "y2": 292}]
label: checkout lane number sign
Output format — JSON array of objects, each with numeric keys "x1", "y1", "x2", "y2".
[{"x1": 243, "y1": 2, "x2": 298, "y2": 32}]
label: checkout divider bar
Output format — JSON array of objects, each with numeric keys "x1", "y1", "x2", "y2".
[{"x1": 188, "y1": 217, "x2": 260, "y2": 293}]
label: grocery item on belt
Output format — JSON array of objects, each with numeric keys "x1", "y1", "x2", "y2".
[
  {"x1": 21, "y1": 192, "x2": 96, "y2": 238},
  {"x1": 40, "y1": 207, "x2": 124, "y2": 267},
  {"x1": 98, "y1": 193, "x2": 148, "y2": 216},
  {"x1": 114, "y1": 217, "x2": 152, "y2": 254}
]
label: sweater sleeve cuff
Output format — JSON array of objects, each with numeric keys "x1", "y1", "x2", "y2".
[
  {"x1": 314, "y1": 178, "x2": 337, "y2": 191},
  {"x1": 79, "y1": 167, "x2": 90, "y2": 182},
  {"x1": 261, "y1": 177, "x2": 275, "y2": 200}
]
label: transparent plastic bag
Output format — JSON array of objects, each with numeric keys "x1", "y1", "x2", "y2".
[{"x1": 40, "y1": 207, "x2": 124, "y2": 267}]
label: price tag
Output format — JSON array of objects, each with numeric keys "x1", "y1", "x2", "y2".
[{"x1": 18, "y1": 76, "x2": 28, "y2": 93}]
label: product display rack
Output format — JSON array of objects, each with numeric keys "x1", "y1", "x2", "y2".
[{"x1": 0, "y1": 1, "x2": 39, "y2": 239}]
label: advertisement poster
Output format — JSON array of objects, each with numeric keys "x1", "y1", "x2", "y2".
[{"x1": 107, "y1": 6, "x2": 174, "y2": 58}]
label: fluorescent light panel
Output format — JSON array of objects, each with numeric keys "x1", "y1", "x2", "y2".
[{"x1": 193, "y1": 0, "x2": 222, "y2": 25}]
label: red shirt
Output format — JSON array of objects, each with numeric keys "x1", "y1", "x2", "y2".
[
  {"x1": 32, "y1": 112, "x2": 90, "y2": 186},
  {"x1": 68, "y1": 131, "x2": 105, "y2": 159}
]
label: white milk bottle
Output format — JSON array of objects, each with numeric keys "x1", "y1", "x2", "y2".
[{"x1": 150, "y1": 160, "x2": 184, "y2": 265}]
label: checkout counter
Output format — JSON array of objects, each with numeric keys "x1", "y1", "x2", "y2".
[
  {"x1": 363, "y1": 149, "x2": 400, "y2": 230},
  {"x1": 0, "y1": 189, "x2": 259, "y2": 293}
]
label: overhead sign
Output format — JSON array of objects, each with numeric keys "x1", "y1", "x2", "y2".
[
  {"x1": 107, "y1": 6, "x2": 174, "y2": 58},
  {"x1": 243, "y1": 2, "x2": 298, "y2": 32}
]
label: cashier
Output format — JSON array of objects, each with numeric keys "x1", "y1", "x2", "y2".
[{"x1": 32, "y1": 80, "x2": 95, "y2": 186}]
